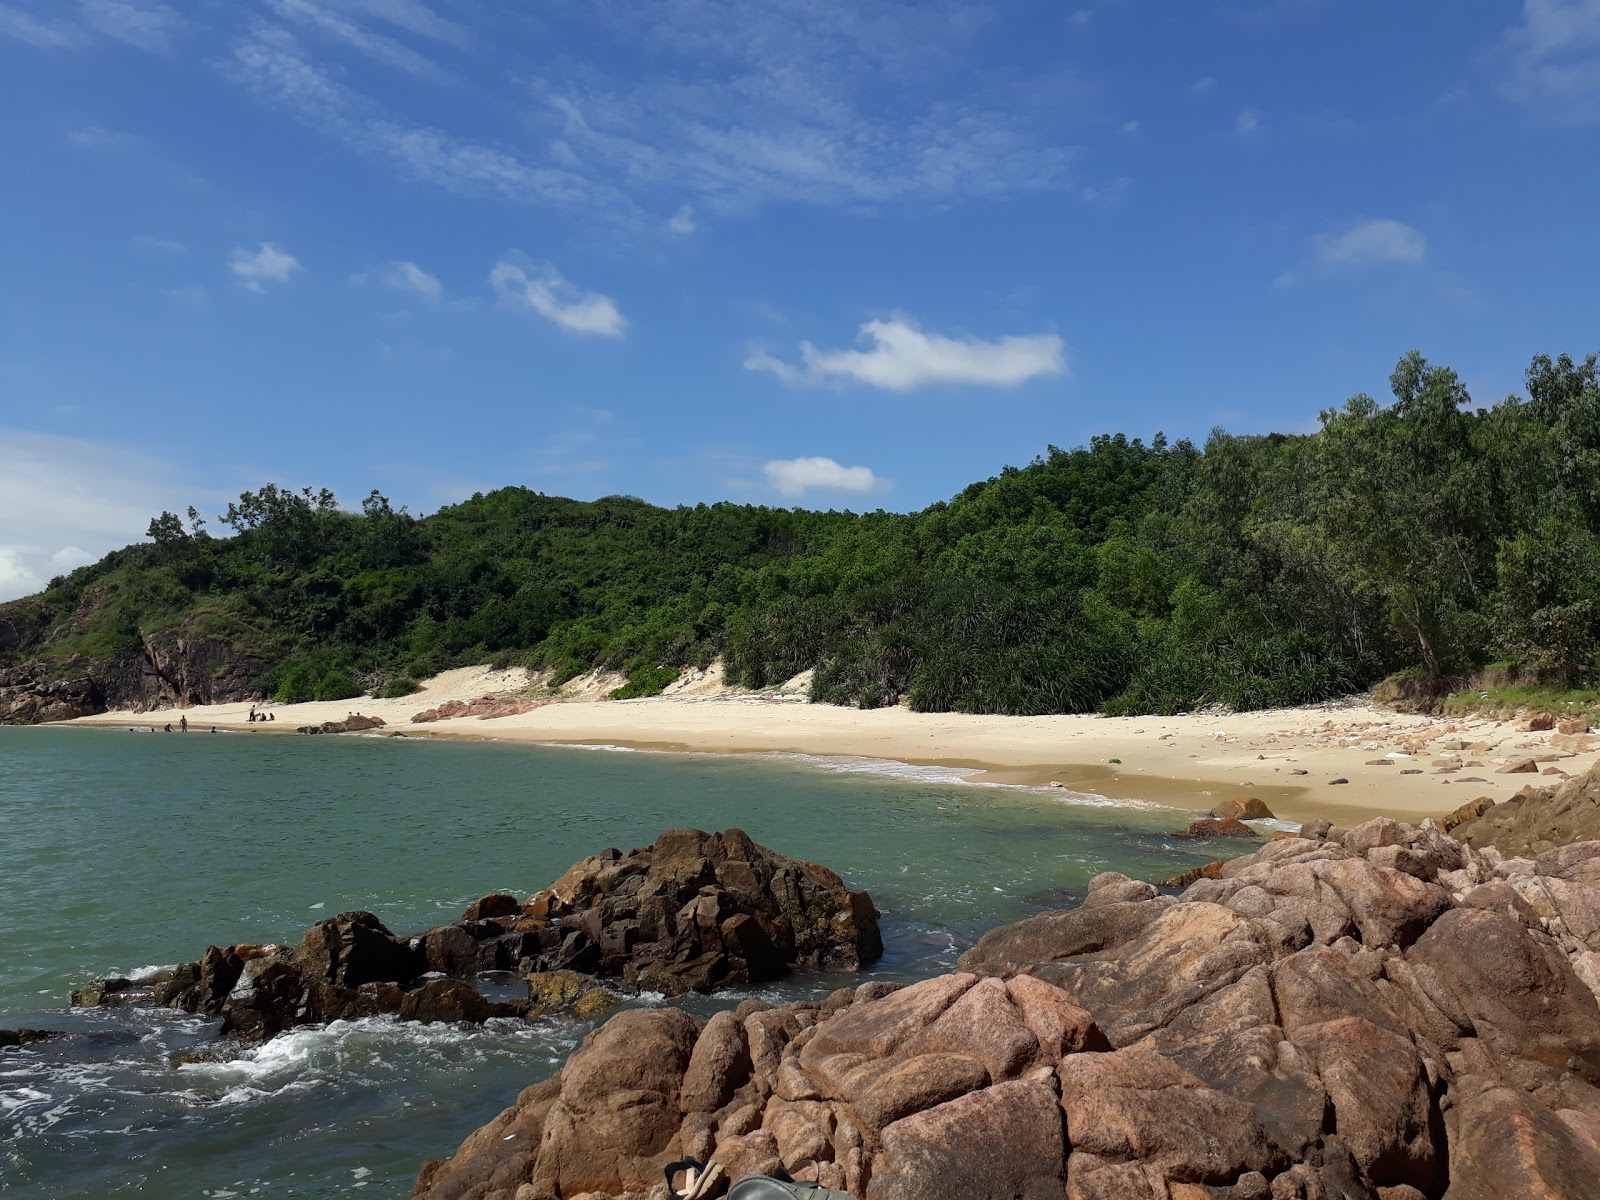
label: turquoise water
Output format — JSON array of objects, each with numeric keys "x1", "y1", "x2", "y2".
[{"x1": 0, "y1": 726, "x2": 1225, "y2": 1197}]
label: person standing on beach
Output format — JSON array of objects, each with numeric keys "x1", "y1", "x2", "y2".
[{"x1": 180, "y1": 714, "x2": 188, "y2": 732}]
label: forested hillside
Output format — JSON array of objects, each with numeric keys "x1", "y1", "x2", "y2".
[{"x1": 4, "y1": 350, "x2": 1598, "y2": 717}]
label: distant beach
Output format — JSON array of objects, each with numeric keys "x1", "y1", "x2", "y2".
[{"x1": 60, "y1": 664, "x2": 1593, "y2": 827}]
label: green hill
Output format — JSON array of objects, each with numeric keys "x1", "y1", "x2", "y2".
[{"x1": 3, "y1": 350, "x2": 1597, "y2": 719}]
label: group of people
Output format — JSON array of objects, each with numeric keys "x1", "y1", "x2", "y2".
[
  {"x1": 247, "y1": 707, "x2": 276, "y2": 723},
  {"x1": 156, "y1": 716, "x2": 217, "y2": 733}
]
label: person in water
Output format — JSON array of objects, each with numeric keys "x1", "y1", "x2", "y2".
[{"x1": 163, "y1": 723, "x2": 172, "y2": 732}]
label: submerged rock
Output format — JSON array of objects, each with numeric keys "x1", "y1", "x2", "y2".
[
  {"x1": 72, "y1": 829, "x2": 880, "y2": 1047},
  {"x1": 0, "y1": 1028, "x2": 61, "y2": 1049},
  {"x1": 415, "y1": 810, "x2": 1600, "y2": 1200}
]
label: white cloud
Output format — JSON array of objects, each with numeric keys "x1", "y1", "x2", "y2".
[
  {"x1": 0, "y1": 431, "x2": 204, "y2": 602},
  {"x1": 50, "y1": 545, "x2": 95, "y2": 571},
  {"x1": 1118, "y1": 119, "x2": 1139, "y2": 135},
  {"x1": 1313, "y1": 218, "x2": 1427, "y2": 267},
  {"x1": 1234, "y1": 107, "x2": 1262, "y2": 136},
  {"x1": 222, "y1": 4, "x2": 1087, "y2": 230},
  {"x1": 229, "y1": 242, "x2": 302, "y2": 291},
  {"x1": 763, "y1": 456, "x2": 878, "y2": 497},
  {"x1": 381, "y1": 260, "x2": 441, "y2": 300},
  {"x1": 80, "y1": 0, "x2": 178, "y2": 52},
  {"x1": 489, "y1": 258, "x2": 625, "y2": 337},
  {"x1": 667, "y1": 204, "x2": 697, "y2": 235},
  {"x1": 0, "y1": 4, "x2": 77, "y2": 47},
  {"x1": 1502, "y1": 0, "x2": 1600, "y2": 119},
  {"x1": 746, "y1": 316, "x2": 1065, "y2": 391},
  {"x1": 265, "y1": 0, "x2": 446, "y2": 80},
  {"x1": 1189, "y1": 76, "x2": 1217, "y2": 95}
]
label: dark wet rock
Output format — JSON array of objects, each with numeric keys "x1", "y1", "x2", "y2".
[
  {"x1": 296, "y1": 714, "x2": 387, "y2": 734},
  {"x1": 73, "y1": 830, "x2": 878, "y2": 1048},
  {"x1": 524, "y1": 827, "x2": 882, "y2": 995},
  {"x1": 0, "y1": 1028, "x2": 61, "y2": 1049},
  {"x1": 1179, "y1": 817, "x2": 1259, "y2": 839}
]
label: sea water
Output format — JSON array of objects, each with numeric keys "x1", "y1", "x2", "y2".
[{"x1": 0, "y1": 726, "x2": 1225, "y2": 1197}]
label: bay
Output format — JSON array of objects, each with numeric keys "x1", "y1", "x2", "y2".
[{"x1": 0, "y1": 726, "x2": 1219, "y2": 1197}]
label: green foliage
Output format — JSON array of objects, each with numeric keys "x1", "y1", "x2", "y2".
[
  {"x1": 609, "y1": 662, "x2": 681, "y2": 700},
  {"x1": 8, "y1": 349, "x2": 1600, "y2": 716},
  {"x1": 315, "y1": 669, "x2": 363, "y2": 702},
  {"x1": 376, "y1": 677, "x2": 422, "y2": 698}
]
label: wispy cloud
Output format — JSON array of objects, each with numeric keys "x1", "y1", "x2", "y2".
[
  {"x1": 1501, "y1": 0, "x2": 1600, "y2": 121},
  {"x1": 0, "y1": 3, "x2": 77, "y2": 47},
  {"x1": 265, "y1": 0, "x2": 447, "y2": 80},
  {"x1": 219, "y1": 3, "x2": 1088, "y2": 232},
  {"x1": 229, "y1": 242, "x2": 302, "y2": 291},
  {"x1": 1313, "y1": 218, "x2": 1427, "y2": 267},
  {"x1": 1234, "y1": 107, "x2": 1263, "y2": 137},
  {"x1": 379, "y1": 260, "x2": 441, "y2": 300},
  {"x1": 667, "y1": 204, "x2": 697, "y2": 236},
  {"x1": 490, "y1": 257, "x2": 625, "y2": 337},
  {"x1": 764, "y1": 456, "x2": 879, "y2": 497},
  {"x1": 746, "y1": 316, "x2": 1065, "y2": 391},
  {"x1": 80, "y1": 0, "x2": 178, "y2": 51}
]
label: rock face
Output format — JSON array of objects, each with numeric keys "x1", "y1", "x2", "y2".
[
  {"x1": 1452, "y1": 762, "x2": 1600, "y2": 857},
  {"x1": 0, "y1": 669, "x2": 102, "y2": 724},
  {"x1": 72, "y1": 830, "x2": 880, "y2": 1045},
  {"x1": 0, "y1": 618, "x2": 272, "y2": 723},
  {"x1": 417, "y1": 822, "x2": 1600, "y2": 1200}
]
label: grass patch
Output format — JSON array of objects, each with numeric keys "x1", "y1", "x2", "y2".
[{"x1": 1440, "y1": 684, "x2": 1600, "y2": 722}]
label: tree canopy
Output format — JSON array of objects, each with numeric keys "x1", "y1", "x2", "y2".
[{"x1": 12, "y1": 350, "x2": 1600, "y2": 713}]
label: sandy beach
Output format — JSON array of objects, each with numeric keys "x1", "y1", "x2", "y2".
[{"x1": 56, "y1": 664, "x2": 1595, "y2": 827}]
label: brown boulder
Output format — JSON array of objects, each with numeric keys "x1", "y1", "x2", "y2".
[
  {"x1": 1058, "y1": 1044, "x2": 1283, "y2": 1183},
  {"x1": 867, "y1": 1079, "x2": 1065, "y2": 1200},
  {"x1": 1557, "y1": 719, "x2": 1591, "y2": 735},
  {"x1": 1498, "y1": 758, "x2": 1540, "y2": 774},
  {"x1": 1526, "y1": 712, "x2": 1556, "y2": 731},
  {"x1": 461, "y1": 892, "x2": 520, "y2": 922},
  {"x1": 1443, "y1": 1082, "x2": 1600, "y2": 1200},
  {"x1": 529, "y1": 1008, "x2": 701, "y2": 1197},
  {"x1": 1211, "y1": 797, "x2": 1275, "y2": 821},
  {"x1": 297, "y1": 911, "x2": 422, "y2": 988},
  {"x1": 679, "y1": 1009, "x2": 751, "y2": 1113}
]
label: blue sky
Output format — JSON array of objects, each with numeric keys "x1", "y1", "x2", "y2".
[{"x1": 2, "y1": 0, "x2": 1599, "y2": 598}]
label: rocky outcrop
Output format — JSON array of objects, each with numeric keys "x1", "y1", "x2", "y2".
[
  {"x1": 297, "y1": 714, "x2": 387, "y2": 734},
  {"x1": 416, "y1": 820, "x2": 1600, "y2": 1200},
  {"x1": 411, "y1": 696, "x2": 552, "y2": 722},
  {"x1": 73, "y1": 830, "x2": 880, "y2": 1046},
  {"x1": 0, "y1": 669, "x2": 102, "y2": 724},
  {"x1": 1451, "y1": 761, "x2": 1600, "y2": 857}
]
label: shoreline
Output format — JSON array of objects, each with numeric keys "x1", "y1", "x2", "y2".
[{"x1": 53, "y1": 666, "x2": 1596, "y2": 826}]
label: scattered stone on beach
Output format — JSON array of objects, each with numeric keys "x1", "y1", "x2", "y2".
[
  {"x1": 1497, "y1": 758, "x2": 1539, "y2": 774},
  {"x1": 415, "y1": 776, "x2": 1600, "y2": 1200},
  {"x1": 1177, "y1": 817, "x2": 1258, "y2": 839},
  {"x1": 296, "y1": 714, "x2": 387, "y2": 735},
  {"x1": 71, "y1": 829, "x2": 881, "y2": 1047},
  {"x1": 0, "y1": 1028, "x2": 61, "y2": 1049},
  {"x1": 1524, "y1": 711, "x2": 1555, "y2": 731},
  {"x1": 1558, "y1": 719, "x2": 1592, "y2": 735},
  {"x1": 1328, "y1": 777, "x2": 1349, "y2": 784},
  {"x1": 1209, "y1": 796, "x2": 1275, "y2": 821}
]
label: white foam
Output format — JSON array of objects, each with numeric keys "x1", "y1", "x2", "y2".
[{"x1": 537, "y1": 741, "x2": 637, "y2": 753}]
